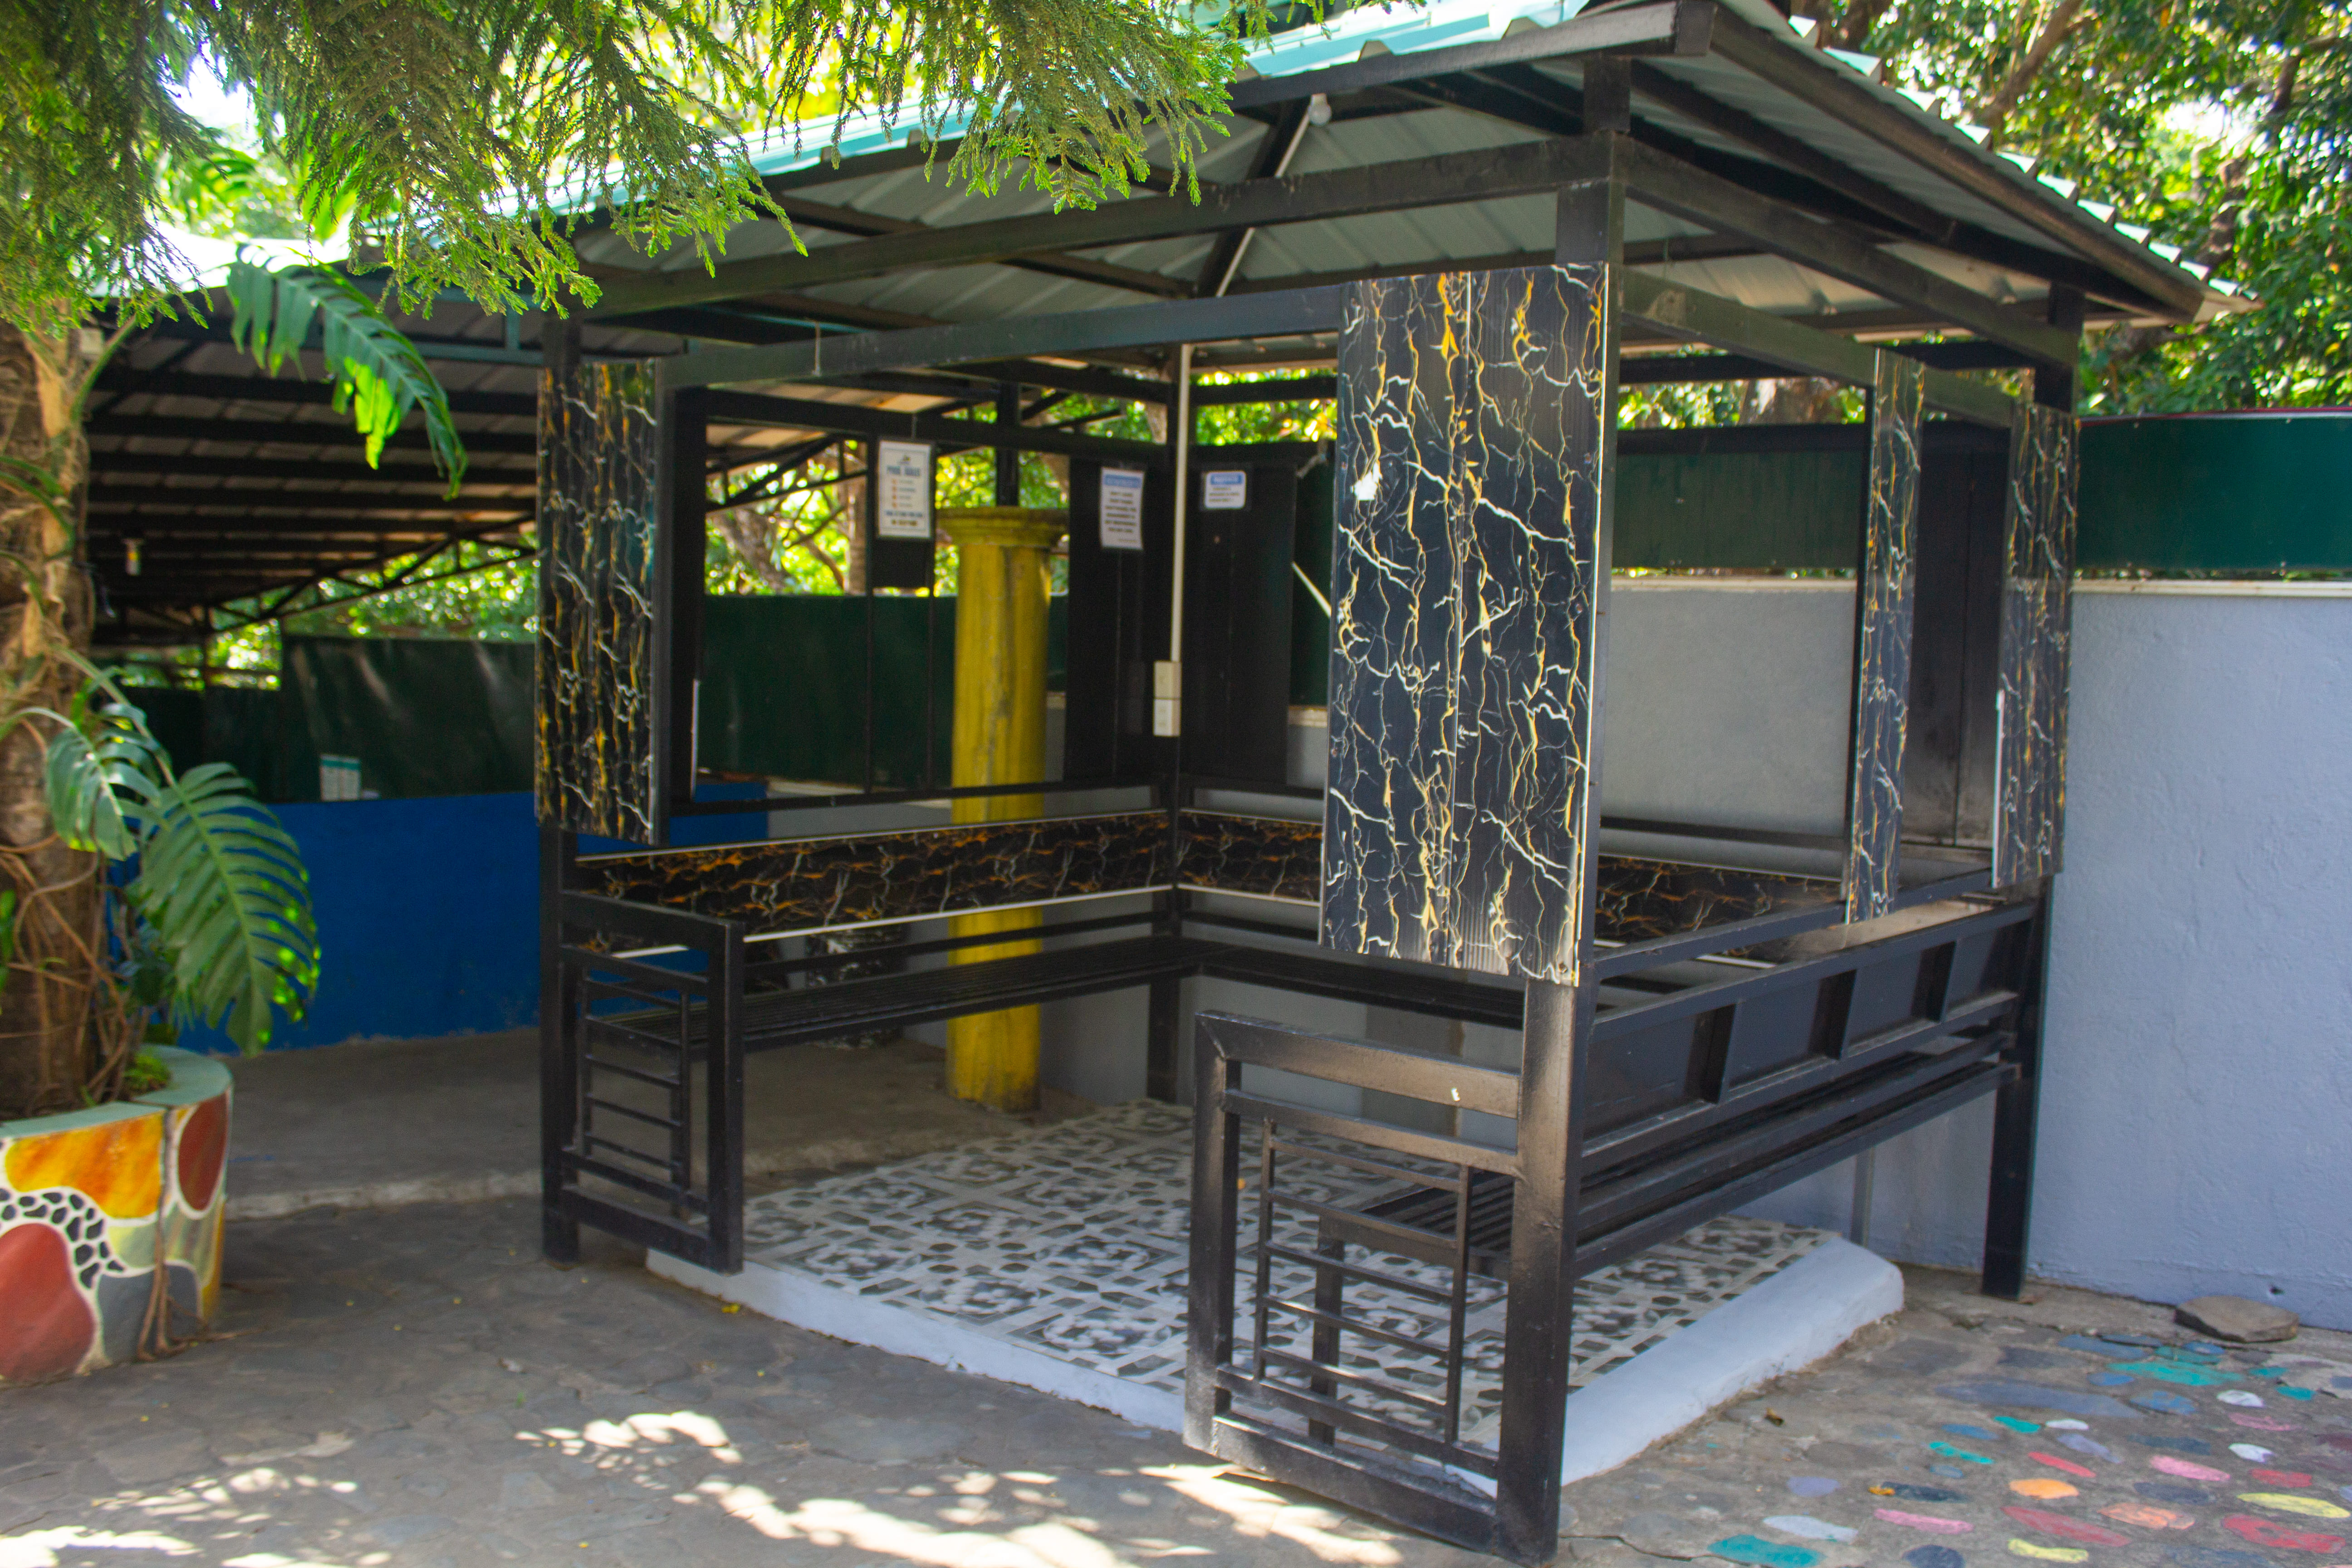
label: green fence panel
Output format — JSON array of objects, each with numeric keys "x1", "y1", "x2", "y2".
[
  {"x1": 2078, "y1": 413, "x2": 2352, "y2": 572},
  {"x1": 278, "y1": 634, "x2": 535, "y2": 801},
  {"x1": 1614, "y1": 449, "x2": 1866, "y2": 571}
]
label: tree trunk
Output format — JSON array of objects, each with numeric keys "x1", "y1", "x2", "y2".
[{"x1": 0, "y1": 322, "x2": 103, "y2": 1119}]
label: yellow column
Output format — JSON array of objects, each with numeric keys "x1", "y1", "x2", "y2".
[{"x1": 936, "y1": 507, "x2": 1068, "y2": 1112}]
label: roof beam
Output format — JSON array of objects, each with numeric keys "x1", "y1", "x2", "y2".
[
  {"x1": 90, "y1": 515, "x2": 520, "y2": 537},
  {"x1": 1623, "y1": 60, "x2": 2172, "y2": 309},
  {"x1": 1618, "y1": 270, "x2": 2014, "y2": 426},
  {"x1": 84, "y1": 414, "x2": 539, "y2": 456},
  {"x1": 1703, "y1": 7, "x2": 2203, "y2": 318},
  {"x1": 96, "y1": 367, "x2": 536, "y2": 419},
  {"x1": 701, "y1": 390, "x2": 1168, "y2": 463},
  {"x1": 85, "y1": 452, "x2": 536, "y2": 485},
  {"x1": 88, "y1": 485, "x2": 530, "y2": 516},
  {"x1": 774, "y1": 193, "x2": 1192, "y2": 299},
  {"x1": 663, "y1": 287, "x2": 1346, "y2": 391},
  {"x1": 584, "y1": 135, "x2": 1616, "y2": 318},
  {"x1": 1616, "y1": 137, "x2": 2079, "y2": 367},
  {"x1": 1223, "y1": 0, "x2": 1711, "y2": 110}
]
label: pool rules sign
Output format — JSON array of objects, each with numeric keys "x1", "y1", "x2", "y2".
[{"x1": 876, "y1": 441, "x2": 935, "y2": 539}]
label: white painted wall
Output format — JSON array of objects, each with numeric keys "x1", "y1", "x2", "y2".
[{"x1": 1741, "y1": 585, "x2": 2352, "y2": 1329}]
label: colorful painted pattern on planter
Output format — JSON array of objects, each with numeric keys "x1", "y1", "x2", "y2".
[{"x1": 0, "y1": 1049, "x2": 230, "y2": 1384}]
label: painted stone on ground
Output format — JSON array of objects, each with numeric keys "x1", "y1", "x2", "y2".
[
  {"x1": 2102, "y1": 1501, "x2": 2196, "y2": 1530},
  {"x1": 2134, "y1": 1390, "x2": 2202, "y2": 1414},
  {"x1": 2008, "y1": 1479, "x2": 2079, "y2": 1500},
  {"x1": 2218, "y1": 1390, "x2": 2266, "y2": 1407},
  {"x1": 2176, "y1": 1295, "x2": 2300, "y2": 1345},
  {"x1": 2220, "y1": 1513, "x2": 2344, "y2": 1553},
  {"x1": 2238, "y1": 1493, "x2": 2349, "y2": 1520},
  {"x1": 1763, "y1": 1515, "x2": 1857, "y2": 1543},
  {"x1": 1994, "y1": 1417, "x2": 2043, "y2": 1434},
  {"x1": 2029, "y1": 1452, "x2": 2096, "y2": 1478},
  {"x1": 2044, "y1": 1419, "x2": 2089, "y2": 1430},
  {"x1": 1708, "y1": 1533, "x2": 1820, "y2": 1567},
  {"x1": 2005, "y1": 1541, "x2": 2087, "y2": 1563},
  {"x1": 2251, "y1": 1468, "x2": 2315, "y2": 1487},
  {"x1": 1877, "y1": 1509, "x2": 1974, "y2": 1534},
  {"x1": 2230, "y1": 1444, "x2": 2275, "y2": 1462},
  {"x1": 1932, "y1": 1443, "x2": 1995, "y2": 1464},
  {"x1": 2133, "y1": 1433, "x2": 2217, "y2": 1455},
  {"x1": 1901, "y1": 1548, "x2": 1964, "y2": 1568},
  {"x1": 1875, "y1": 1484, "x2": 1965, "y2": 1503},
  {"x1": 2163, "y1": 1548, "x2": 2282, "y2": 1568},
  {"x1": 1786, "y1": 1476, "x2": 1840, "y2": 1497},
  {"x1": 1936, "y1": 1381, "x2": 2141, "y2": 1420},
  {"x1": 2230, "y1": 1413, "x2": 2293, "y2": 1431},
  {"x1": 2000, "y1": 1507, "x2": 2131, "y2": 1547},
  {"x1": 2056, "y1": 1336, "x2": 2137, "y2": 1360},
  {"x1": 1945, "y1": 1424, "x2": 2002, "y2": 1440},
  {"x1": 2150, "y1": 1455, "x2": 2233, "y2": 1482},
  {"x1": 2114, "y1": 1358, "x2": 2242, "y2": 1387},
  {"x1": 2056, "y1": 1433, "x2": 2117, "y2": 1461},
  {"x1": 2138, "y1": 1481, "x2": 2217, "y2": 1505}
]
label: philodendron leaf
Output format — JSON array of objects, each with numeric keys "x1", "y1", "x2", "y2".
[{"x1": 127, "y1": 764, "x2": 318, "y2": 1055}]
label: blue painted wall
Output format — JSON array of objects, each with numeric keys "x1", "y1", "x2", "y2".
[
  {"x1": 178, "y1": 784, "x2": 779, "y2": 1054},
  {"x1": 181, "y1": 792, "x2": 542, "y2": 1054}
]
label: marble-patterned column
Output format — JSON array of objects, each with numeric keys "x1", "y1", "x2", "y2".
[
  {"x1": 536, "y1": 358, "x2": 663, "y2": 844},
  {"x1": 1845, "y1": 350, "x2": 1924, "y2": 921},
  {"x1": 1323, "y1": 265, "x2": 1611, "y2": 985},
  {"x1": 1993, "y1": 403, "x2": 2079, "y2": 887}
]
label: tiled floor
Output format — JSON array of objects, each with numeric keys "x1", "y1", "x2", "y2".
[{"x1": 740, "y1": 1101, "x2": 1830, "y2": 1453}]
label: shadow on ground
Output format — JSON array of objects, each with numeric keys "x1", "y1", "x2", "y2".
[{"x1": 0, "y1": 1197, "x2": 1489, "y2": 1568}]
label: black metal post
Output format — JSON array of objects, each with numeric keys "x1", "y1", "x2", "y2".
[
  {"x1": 706, "y1": 918, "x2": 748, "y2": 1273},
  {"x1": 1981, "y1": 885, "x2": 2053, "y2": 1298},
  {"x1": 1183, "y1": 1030, "x2": 1241, "y2": 1447},
  {"x1": 994, "y1": 382, "x2": 1023, "y2": 505},
  {"x1": 1493, "y1": 978, "x2": 1595, "y2": 1562},
  {"x1": 538, "y1": 821, "x2": 582, "y2": 1263}
]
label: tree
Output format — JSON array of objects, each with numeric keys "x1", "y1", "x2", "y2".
[
  {"x1": 1825, "y1": 0, "x2": 2352, "y2": 411},
  {"x1": 0, "y1": 0, "x2": 1292, "y2": 1115}
]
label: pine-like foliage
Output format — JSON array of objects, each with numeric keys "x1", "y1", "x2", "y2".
[{"x1": 1, "y1": 0, "x2": 1287, "y2": 333}]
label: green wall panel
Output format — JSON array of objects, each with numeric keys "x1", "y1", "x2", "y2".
[{"x1": 2077, "y1": 413, "x2": 2352, "y2": 572}]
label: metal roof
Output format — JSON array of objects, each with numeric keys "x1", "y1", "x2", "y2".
[{"x1": 84, "y1": 0, "x2": 2239, "y2": 644}]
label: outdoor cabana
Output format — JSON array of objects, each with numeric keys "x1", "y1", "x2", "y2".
[{"x1": 110, "y1": 1, "x2": 2237, "y2": 1561}]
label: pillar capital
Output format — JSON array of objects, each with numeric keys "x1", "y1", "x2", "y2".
[{"x1": 936, "y1": 506, "x2": 1068, "y2": 552}]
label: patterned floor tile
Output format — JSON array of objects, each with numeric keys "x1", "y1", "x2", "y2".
[{"x1": 741, "y1": 1101, "x2": 1828, "y2": 1454}]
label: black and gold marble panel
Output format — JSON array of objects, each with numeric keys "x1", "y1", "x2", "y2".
[
  {"x1": 1179, "y1": 808, "x2": 1839, "y2": 945},
  {"x1": 1993, "y1": 403, "x2": 2079, "y2": 887},
  {"x1": 1178, "y1": 811, "x2": 1322, "y2": 902},
  {"x1": 1324, "y1": 266, "x2": 1611, "y2": 985},
  {"x1": 1845, "y1": 351, "x2": 1924, "y2": 921},
  {"x1": 578, "y1": 811, "x2": 1169, "y2": 935},
  {"x1": 1596, "y1": 856, "x2": 1840, "y2": 945},
  {"x1": 537, "y1": 359, "x2": 662, "y2": 843}
]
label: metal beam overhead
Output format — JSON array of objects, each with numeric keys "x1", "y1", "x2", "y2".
[
  {"x1": 700, "y1": 389, "x2": 1171, "y2": 462},
  {"x1": 85, "y1": 414, "x2": 540, "y2": 456},
  {"x1": 663, "y1": 287, "x2": 1348, "y2": 391},
  {"x1": 585, "y1": 136, "x2": 1615, "y2": 319},
  {"x1": 97, "y1": 368, "x2": 538, "y2": 419},
  {"x1": 88, "y1": 485, "x2": 531, "y2": 516},
  {"x1": 1616, "y1": 137, "x2": 2080, "y2": 367}
]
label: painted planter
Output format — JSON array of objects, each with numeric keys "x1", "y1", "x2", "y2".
[{"x1": 0, "y1": 1048, "x2": 231, "y2": 1384}]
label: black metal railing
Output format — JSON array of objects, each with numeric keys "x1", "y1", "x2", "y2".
[{"x1": 547, "y1": 892, "x2": 745, "y2": 1273}]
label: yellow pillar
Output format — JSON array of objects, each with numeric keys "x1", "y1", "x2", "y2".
[{"x1": 936, "y1": 507, "x2": 1067, "y2": 1112}]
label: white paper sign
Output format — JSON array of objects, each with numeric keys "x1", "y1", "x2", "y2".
[
  {"x1": 1202, "y1": 469, "x2": 1248, "y2": 510},
  {"x1": 876, "y1": 441, "x2": 934, "y2": 539},
  {"x1": 1099, "y1": 468, "x2": 1146, "y2": 551}
]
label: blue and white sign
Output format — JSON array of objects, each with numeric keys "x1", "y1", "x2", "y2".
[
  {"x1": 1202, "y1": 469, "x2": 1248, "y2": 510},
  {"x1": 1100, "y1": 468, "x2": 1146, "y2": 551}
]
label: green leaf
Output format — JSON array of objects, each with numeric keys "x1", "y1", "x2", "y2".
[
  {"x1": 125, "y1": 764, "x2": 318, "y2": 1056},
  {"x1": 41, "y1": 709, "x2": 154, "y2": 859},
  {"x1": 224, "y1": 258, "x2": 467, "y2": 493}
]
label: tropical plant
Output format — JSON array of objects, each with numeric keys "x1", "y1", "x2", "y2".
[{"x1": 3, "y1": 662, "x2": 315, "y2": 1104}]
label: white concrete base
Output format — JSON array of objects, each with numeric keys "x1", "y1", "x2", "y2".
[
  {"x1": 648, "y1": 1248, "x2": 1186, "y2": 1431},
  {"x1": 649, "y1": 1234, "x2": 1901, "y2": 1470},
  {"x1": 1554, "y1": 1236, "x2": 1902, "y2": 1483}
]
